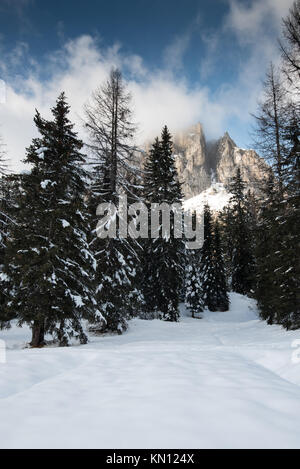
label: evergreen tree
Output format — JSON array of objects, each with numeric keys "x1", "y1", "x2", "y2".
[
  {"x1": 142, "y1": 126, "x2": 184, "y2": 322},
  {"x1": 85, "y1": 68, "x2": 142, "y2": 333},
  {"x1": 199, "y1": 205, "x2": 229, "y2": 312},
  {"x1": 253, "y1": 3, "x2": 300, "y2": 330},
  {"x1": 3, "y1": 93, "x2": 98, "y2": 346},
  {"x1": 217, "y1": 205, "x2": 235, "y2": 286},
  {"x1": 255, "y1": 173, "x2": 283, "y2": 324},
  {"x1": 185, "y1": 213, "x2": 204, "y2": 317},
  {"x1": 277, "y1": 105, "x2": 300, "y2": 328},
  {"x1": 227, "y1": 168, "x2": 255, "y2": 296},
  {"x1": 211, "y1": 222, "x2": 229, "y2": 312}
]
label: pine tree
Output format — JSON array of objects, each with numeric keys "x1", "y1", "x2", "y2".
[
  {"x1": 255, "y1": 173, "x2": 283, "y2": 324},
  {"x1": 277, "y1": 105, "x2": 300, "y2": 328},
  {"x1": 217, "y1": 205, "x2": 235, "y2": 286},
  {"x1": 85, "y1": 68, "x2": 142, "y2": 333},
  {"x1": 185, "y1": 213, "x2": 204, "y2": 317},
  {"x1": 211, "y1": 222, "x2": 229, "y2": 312},
  {"x1": 3, "y1": 93, "x2": 98, "y2": 346},
  {"x1": 142, "y1": 126, "x2": 184, "y2": 322},
  {"x1": 253, "y1": 3, "x2": 300, "y2": 330},
  {"x1": 199, "y1": 205, "x2": 229, "y2": 311},
  {"x1": 227, "y1": 168, "x2": 255, "y2": 296}
]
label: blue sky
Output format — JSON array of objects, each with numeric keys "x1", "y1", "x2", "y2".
[{"x1": 0, "y1": 0, "x2": 294, "y2": 170}]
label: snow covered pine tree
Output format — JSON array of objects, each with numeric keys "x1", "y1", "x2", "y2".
[
  {"x1": 142, "y1": 126, "x2": 184, "y2": 321},
  {"x1": 227, "y1": 168, "x2": 255, "y2": 296},
  {"x1": 199, "y1": 205, "x2": 229, "y2": 312},
  {"x1": 84, "y1": 68, "x2": 143, "y2": 334},
  {"x1": 185, "y1": 213, "x2": 204, "y2": 318},
  {"x1": 3, "y1": 93, "x2": 98, "y2": 347}
]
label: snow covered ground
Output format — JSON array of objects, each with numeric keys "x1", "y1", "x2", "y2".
[
  {"x1": 183, "y1": 182, "x2": 232, "y2": 213},
  {"x1": 0, "y1": 293, "x2": 300, "y2": 449}
]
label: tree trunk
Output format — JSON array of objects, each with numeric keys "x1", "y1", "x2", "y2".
[{"x1": 30, "y1": 320, "x2": 45, "y2": 347}]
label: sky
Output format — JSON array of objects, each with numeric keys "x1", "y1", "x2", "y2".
[{"x1": 0, "y1": 0, "x2": 295, "y2": 171}]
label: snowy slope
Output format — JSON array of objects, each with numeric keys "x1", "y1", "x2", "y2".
[
  {"x1": 0, "y1": 293, "x2": 300, "y2": 449},
  {"x1": 183, "y1": 182, "x2": 232, "y2": 213}
]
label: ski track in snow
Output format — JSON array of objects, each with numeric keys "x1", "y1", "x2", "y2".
[{"x1": 0, "y1": 293, "x2": 300, "y2": 449}]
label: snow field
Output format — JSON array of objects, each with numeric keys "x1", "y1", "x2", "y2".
[{"x1": 0, "y1": 293, "x2": 300, "y2": 448}]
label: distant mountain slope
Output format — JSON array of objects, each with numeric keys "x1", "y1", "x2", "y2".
[
  {"x1": 173, "y1": 123, "x2": 268, "y2": 200},
  {"x1": 183, "y1": 181, "x2": 232, "y2": 214}
]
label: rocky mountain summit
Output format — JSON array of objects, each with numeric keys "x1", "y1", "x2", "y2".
[{"x1": 173, "y1": 123, "x2": 268, "y2": 199}]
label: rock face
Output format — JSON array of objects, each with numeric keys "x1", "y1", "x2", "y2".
[
  {"x1": 173, "y1": 123, "x2": 268, "y2": 199},
  {"x1": 173, "y1": 123, "x2": 211, "y2": 199}
]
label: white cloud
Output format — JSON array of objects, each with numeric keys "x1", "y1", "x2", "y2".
[
  {"x1": 0, "y1": 35, "x2": 231, "y2": 171},
  {"x1": 0, "y1": 0, "x2": 295, "y2": 172},
  {"x1": 225, "y1": 0, "x2": 293, "y2": 42},
  {"x1": 163, "y1": 33, "x2": 191, "y2": 71}
]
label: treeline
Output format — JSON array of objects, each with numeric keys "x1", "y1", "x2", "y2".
[
  {"x1": 0, "y1": 1, "x2": 299, "y2": 346},
  {"x1": 253, "y1": 0, "x2": 300, "y2": 329},
  {"x1": 0, "y1": 70, "x2": 228, "y2": 347},
  {"x1": 0, "y1": 68, "x2": 232, "y2": 346},
  {"x1": 218, "y1": 0, "x2": 300, "y2": 330}
]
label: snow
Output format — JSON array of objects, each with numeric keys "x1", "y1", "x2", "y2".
[
  {"x1": 184, "y1": 182, "x2": 232, "y2": 213},
  {"x1": 0, "y1": 293, "x2": 300, "y2": 449},
  {"x1": 40, "y1": 180, "x2": 51, "y2": 189},
  {"x1": 60, "y1": 219, "x2": 70, "y2": 228}
]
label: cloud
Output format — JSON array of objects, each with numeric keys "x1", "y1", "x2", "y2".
[
  {"x1": 0, "y1": 0, "x2": 34, "y2": 32},
  {"x1": 0, "y1": 0, "x2": 33, "y2": 14},
  {"x1": 225, "y1": 0, "x2": 293, "y2": 43},
  {"x1": 0, "y1": 0, "x2": 295, "y2": 172},
  {"x1": 0, "y1": 35, "x2": 229, "y2": 171},
  {"x1": 163, "y1": 33, "x2": 191, "y2": 72}
]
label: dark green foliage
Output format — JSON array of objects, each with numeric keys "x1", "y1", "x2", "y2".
[
  {"x1": 199, "y1": 205, "x2": 229, "y2": 312},
  {"x1": 255, "y1": 174, "x2": 283, "y2": 324},
  {"x1": 211, "y1": 222, "x2": 229, "y2": 312},
  {"x1": 185, "y1": 244, "x2": 204, "y2": 317},
  {"x1": 227, "y1": 168, "x2": 256, "y2": 296},
  {"x1": 3, "y1": 93, "x2": 97, "y2": 346},
  {"x1": 142, "y1": 126, "x2": 184, "y2": 322}
]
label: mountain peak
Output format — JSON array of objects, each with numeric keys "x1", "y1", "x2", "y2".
[
  {"x1": 221, "y1": 131, "x2": 236, "y2": 147},
  {"x1": 172, "y1": 123, "x2": 268, "y2": 200}
]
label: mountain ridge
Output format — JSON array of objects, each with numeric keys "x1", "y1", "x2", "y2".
[{"x1": 172, "y1": 123, "x2": 268, "y2": 200}]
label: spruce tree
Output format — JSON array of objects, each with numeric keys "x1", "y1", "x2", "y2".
[
  {"x1": 255, "y1": 173, "x2": 283, "y2": 324},
  {"x1": 277, "y1": 106, "x2": 300, "y2": 328},
  {"x1": 199, "y1": 205, "x2": 229, "y2": 312},
  {"x1": 252, "y1": 3, "x2": 300, "y2": 330},
  {"x1": 142, "y1": 126, "x2": 184, "y2": 322},
  {"x1": 211, "y1": 222, "x2": 229, "y2": 312},
  {"x1": 185, "y1": 214, "x2": 204, "y2": 318},
  {"x1": 3, "y1": 93, "x2": 98, "y2": 346},
  {"x1": 227, "y1": 168, "x2": 255, "y2": 296},
  {"x1": 217, "y1": 205, "x2": 235, "y2": 286}
]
